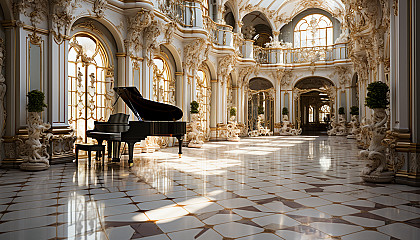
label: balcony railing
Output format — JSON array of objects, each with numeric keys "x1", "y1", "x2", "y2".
[
  {"x1": 204, "y1": 16, "x2": 234, "y2": 47},
  {"x1": 158, "y1": 0, "x2": 203, "y2": 28},
  {"x1": 252, "y1": 44, "x2": 348, "y2": 64}
]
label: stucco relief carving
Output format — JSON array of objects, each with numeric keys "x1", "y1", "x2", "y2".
[
  {"x1": 238, "y1": 66, "x2": 258, "y2": 88},
  {"x1": 125, "y1": 9, "x2": 154, "y2": 56},
  {"x1": 218, "y1": 55, "x2": 237, "y2": 85},
  {"x1": 13, "y1": 0, "x2": 48, "y2": 27},
  {"x1": 409, "y1": 153, "x2": 419, "y2": 174},
  {"x1": 282, "y1": 69, "x2": 297, "y2": 88},
  {"x1": 183, "y1": 38, "x2": 209, "y2": 77},
  {"x1": 51, "y1": 0, "x2": 79, "y2": 44},
  {"x1": 270, "y1": 69, "x2": 285, "y2": 88},
  {"x1": 164, "y1": 21, "x2": 177, "y2": 44},
  {"x1": 330, "y1": 65, "x2": 352, "y2": 87},
  {"x1": 93, "y1": 0, "x2": 107, "y2": 18},
  {"x1": 345, "y1": 0, "x2": 389, "y2": 83},
  {"x1": 50, "y1": 133, "x2": 77, "y2": 156},
  {"x1": 144, "y1": 20, "x2": 161, "y2": 66}
]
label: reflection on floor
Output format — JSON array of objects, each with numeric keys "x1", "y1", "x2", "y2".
[{"x1": 0, "y1": 136, "x2": 419, "y2": 240}]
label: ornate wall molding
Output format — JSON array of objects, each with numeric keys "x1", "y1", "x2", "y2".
[
  {"x1": 183, "y1": 38, "x2": 209, "y2": 77},
  {"x1": 125, "y1": 9, "x2": 154, "y2": 56},
  {"x1": 93, "y1": 0, "x2": 107, "y2": 18},
  {"x1": 51, "y1": 0, "x2": 79, "y2": 44},
  {"x1": 329, "y1": 65, "x2": 352, "y2": 87},
  {"x1": 270, "y1": 68, "x2": 285, "y2": 88},
  {"x1": 218, "y1": 54, "x2": 236, "y2": 85},
  {"x1": 164, "y1": 21, "x2": 177, "y2": 44},
  {"x1": 13, "y1": 0, "x2": 48, "y2": 27},
  {"x1": 238, "y1": 65, "x2": 258, "y2": 88},
  {"x1": 144, "y1": 20, "x2": 161, "y2": 66}
]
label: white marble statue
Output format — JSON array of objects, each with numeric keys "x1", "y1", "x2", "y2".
[
  {"x1": 360, "y1": 108, "x2": 393, "y2": 182},
  {"x1": 357, "y1": 118, "x2": 372, "y2": 149},
  {"x1": 327, "y1": 116, "x2": 338, "y2": 136},
  {"x1": 187, "y1": 113, "x2": 204, "y2": 148},
  {"x1": 279, "y1": 115, "x2": 302, "y2": 136},
  {"x1": 226, "y1": 116, "x2": 240, "y2": 141},
  {"x1": 249, "y1": 114, "x2": 272, "y2": 137},
  {"x1": 347, "y1": 115, "x2": 360, "y2": 139},
  {"x1": 336, "y1": 114, "x2": 347, "y2": 136},
  {"x1": 139, "y1": 136, "x2": 160, "y2": 153},
  {"x1": 20, "y1": 112, "x2": 53, "y2": 171}
]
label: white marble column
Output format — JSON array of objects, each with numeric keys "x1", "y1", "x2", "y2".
[
  {"x1": 275, "y1": 81, "x2": 281, "y2": 123},
  {"x1": 391, "y1": 0, "x2": 410, "y2": 132}
]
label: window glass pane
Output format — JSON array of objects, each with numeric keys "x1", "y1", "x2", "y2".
[{"x1": 294, "y1": 14, "x2": 333, "y2": 48}]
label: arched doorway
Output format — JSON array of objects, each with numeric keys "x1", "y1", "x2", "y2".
[
  {"x1": 294, "y1": 77, "x2": 335, "y2": 133},
  {"x1": 247, "y1": 78, "x2": 274, "y2": 132}
]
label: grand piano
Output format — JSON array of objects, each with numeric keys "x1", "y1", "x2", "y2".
[{"x1": 86, "y1": 87, "x2": 187, "y2": 165}]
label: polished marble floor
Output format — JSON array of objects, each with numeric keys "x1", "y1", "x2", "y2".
[{"x1": 0, "y1": 136, "x2": 419, "y2": 239}]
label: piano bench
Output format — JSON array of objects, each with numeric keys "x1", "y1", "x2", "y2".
[{"x1": 75, "y1": 144, "x2": 106, "y2": 166}]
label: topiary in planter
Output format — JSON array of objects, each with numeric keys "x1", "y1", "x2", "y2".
[
  {"x1": 258, "y1": 106, "x2": 264, "y2": 115},
  {"x1": 365, "y1": 81, "x2": 389, "y2": 109},
  {"x1": 282, "y1": 107, "x2": 289, "y2": 116},
  {"x1": 230, "y1": 107, "x2": 236, "y2": 117},
  {"x1": 350, "y1": 106, "x2": 359, "y2": 115},
  {"x1": 339, "y1": 107, "x2": 345, "y2": 115},
  {"x1": 27, "y1": 90, "x2": 47, "y2": 112},
  {"x1": 190, "y1": 101, "x2": 199, "y2": 114}
]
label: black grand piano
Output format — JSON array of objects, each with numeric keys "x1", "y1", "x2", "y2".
[{"x1": 87, "y1": 87, "x2": 186, "y2": 165}]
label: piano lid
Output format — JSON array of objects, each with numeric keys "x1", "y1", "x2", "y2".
[{"x1": 114, "y1": 87, "x2": 183, "y2": 121}]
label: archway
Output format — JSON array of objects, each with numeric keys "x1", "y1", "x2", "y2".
[
  {"x1": 294, "y1": 77, "x2": 335, "y2": 133},
  {"x1": 247, "y1": 78, "x2": 274, "y2": 132},
  {"x1": 241, "y1": 11, "x2": 273, "y2": 47}
]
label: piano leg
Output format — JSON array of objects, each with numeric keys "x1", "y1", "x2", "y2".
[
  {"x1": 112, "y1": 141, "x2": 121, "y2": 162},
  {"x1": 107, "y1": 141, "x2": 112, "y2": 160},
  {"x1": 177, "y1": 136, "x2": 184, "y2": 158},
  {"x1": 127, "y1": 142, "x2": 135, "y2": 167}
]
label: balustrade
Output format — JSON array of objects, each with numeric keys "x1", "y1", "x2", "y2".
[{"x1": 253, "y1": 44, "x2": 348, "y2": 64}]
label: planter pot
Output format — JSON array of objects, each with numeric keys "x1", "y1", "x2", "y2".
[
  {"x1": 360, "y1": 108, "x2": 394, "y2": 183},
  {"x1": 188, "y1": 113, "x2": 203, "y2": 148}
]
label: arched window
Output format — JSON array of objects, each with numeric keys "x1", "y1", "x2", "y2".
[
  {"x1": 294, "y1": 14, "x2": 333, "y2": 48},
  {"x1": 319, "y1": 104, "x2": 331, "y2": 123},
  {"x1": 196, "y1": 69, "x2": 210, "y2": 139},
  {"x1": 68, "y1": 32, "x2": 113, "y2": 143},
  {"x1": 153, "y1": 57, "x2": 174, "y2": 104}
]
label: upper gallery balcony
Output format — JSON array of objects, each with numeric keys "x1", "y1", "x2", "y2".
[{"x1": 156, "y1": 0, "x2": 349, "y2": 65}]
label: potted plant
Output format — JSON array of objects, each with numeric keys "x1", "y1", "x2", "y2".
[
  {"x1": 20, "y1": 90, "x2": 51, "y2": 171},
  {"x1": 338, "y1": 107, "x2": 345, "y2": 115},
  {"x1": 230, "y1": 107, "x2": 236, "y2": 117},
  {"x1": 229, "y1": 107, "x2": 237, "y2": 121},
  {"x1": 350, "y1": 106, "x2": 359, "y2": 116},
  {"x1": 365, "y1": 82, "x2": 389, "y2": 109},
  {"x1": 190, "y1": 100, "x2": 199, "y2": 114},
  {"x1": 188, "y1": 101, "x2": 203, "y2": 148},
  {"x1": 360, "y1": 81, "x2": 392, "y2": 182}
]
